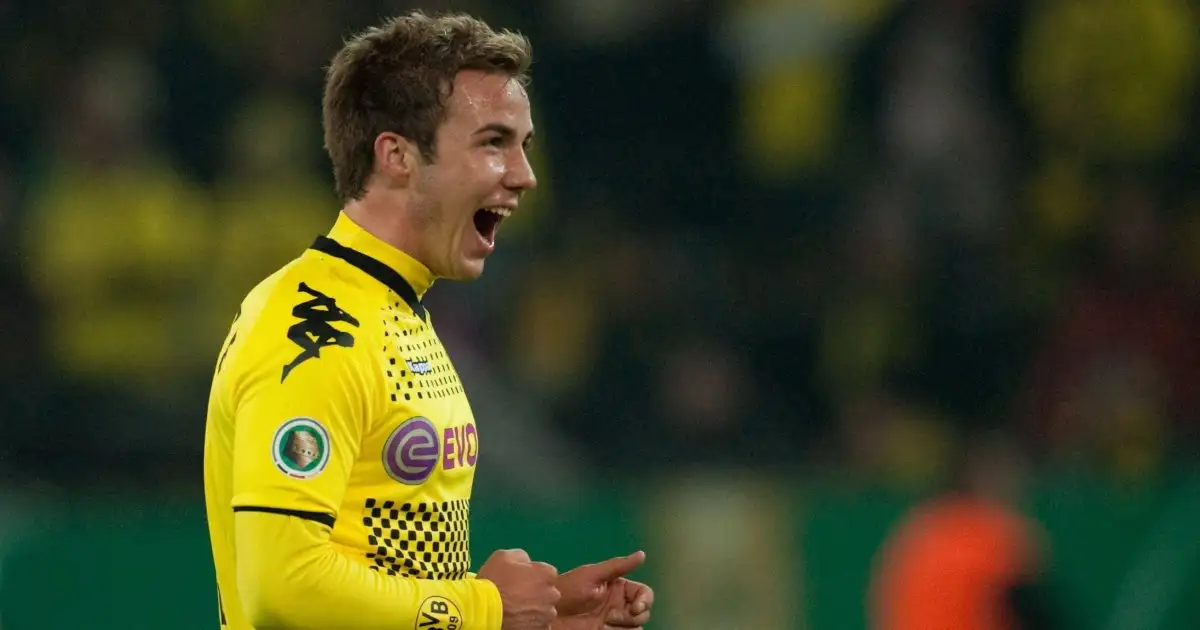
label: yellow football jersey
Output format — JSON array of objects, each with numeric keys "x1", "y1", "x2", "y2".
[{"x1": 204, "y1": 212, "x2": 498, "y2": 629}]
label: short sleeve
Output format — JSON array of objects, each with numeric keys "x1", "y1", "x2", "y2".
[{"x1": 229, "y1": 285, "x2": 381, "y2": 520}]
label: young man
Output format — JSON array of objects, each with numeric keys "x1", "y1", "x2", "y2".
[{"x1": 203, "y1": 11, "x2": 653, "y2": 630}]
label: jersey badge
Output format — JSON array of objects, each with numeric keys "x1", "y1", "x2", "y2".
[
  {"x1": 272, "y1": 417, "x2": 331, "y2": 479},
  {"x1": 415, "y1": 596, "x2": 462, "y2": 630}
]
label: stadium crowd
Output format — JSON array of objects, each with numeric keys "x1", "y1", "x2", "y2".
[{"x1": 0, "y1": 0, "x2": 1197, "y2": 494}]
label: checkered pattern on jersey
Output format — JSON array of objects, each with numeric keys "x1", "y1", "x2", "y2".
[
  {"x1": 380, "y1": 303, "x2": 464, "y2": 403},
  {"x1": 362, "y1": 498, "x2": 471, "y2": 579}
]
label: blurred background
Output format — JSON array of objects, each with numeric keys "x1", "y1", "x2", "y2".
[{"x1": 1, "y1": 0, "x2": 1199, "y2": 628}]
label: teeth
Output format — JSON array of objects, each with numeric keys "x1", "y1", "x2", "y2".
[{"x1": 483, "y1": 207, "x2": 512, "y2": 217}]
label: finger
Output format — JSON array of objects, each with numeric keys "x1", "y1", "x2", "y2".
[
  {"x1": 586, "y1": 550, "x2": 646, "y2": 582},
  {"x1": 624, "y1": 580, "x2": 654, "y2": 613},
  {"x1": 605, "y1": 607, "x2": 651, "y2": 627},
  {"x1": 558, "y1": 567, "x2": 608, "y2": 604},
  {"x1": 505, "y1": 548, "x2": 531, "y2": 563},
  {"x1": 532, "y1": 561, "x2": 559, "y2": 579}
]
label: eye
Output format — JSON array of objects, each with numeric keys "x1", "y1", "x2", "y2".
[{"x1": 483, "y1": 136, "x2": 504, "y2": 148}]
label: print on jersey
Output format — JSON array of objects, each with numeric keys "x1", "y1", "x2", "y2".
[
  {"x1": 383, "y1": 416, "x2": 440, "y2": 485},
  {"x1": 216, "y1": 309, "x2": 241, "y2": 374},
  {"x1": 416, "y1": 596, "x2": 463, "y2": 630},
  {"x1": 281, "y1": 282, "x2": 360, "y2": 382},
  {"x1": 364, "y1": 499, "x2": 472, "y2": 579},
  {"x1": 272, "y1": 417, "x2": 331, "y2": 479}
]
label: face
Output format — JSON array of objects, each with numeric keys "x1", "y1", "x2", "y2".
[{"x1": 408, "y1": 70, "x2": 537, "y2": 280}]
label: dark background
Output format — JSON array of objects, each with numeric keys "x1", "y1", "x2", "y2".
[{"x1": 0, "y1": 1, "x2": 1198, "y2": 628}]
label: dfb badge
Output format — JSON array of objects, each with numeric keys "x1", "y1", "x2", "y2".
[{"x1": 272, "y1": 417, "x2": 331, "y2": 479}]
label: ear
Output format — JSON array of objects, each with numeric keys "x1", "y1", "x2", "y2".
[{"x1": 373, "y1": 131, "x2": 419, "y2": 187}]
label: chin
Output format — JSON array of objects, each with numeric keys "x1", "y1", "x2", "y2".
[{"x1": 447, "y1": 259, "x2": 486, "y2": 281}]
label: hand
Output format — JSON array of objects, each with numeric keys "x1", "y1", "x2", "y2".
[
  {"x1": 478, "y1": 549, "x2": 561, "y2": 630},
  {"x1": 553, "y1": 551, "x2": 655, "y2": 630}
]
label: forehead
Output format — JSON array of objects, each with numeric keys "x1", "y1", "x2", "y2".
[{"x1": 443, "y1": 69, "x2": 531, "y2": 129}]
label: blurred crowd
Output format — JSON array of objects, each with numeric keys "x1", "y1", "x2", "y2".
[{"x1": 0, "y1": 0, "x2": 1198, "y2": 492}]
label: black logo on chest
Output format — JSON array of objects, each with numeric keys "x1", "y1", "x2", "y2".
[{"x1": 281, "y1": 282, "x2": 360, "y2": 382}]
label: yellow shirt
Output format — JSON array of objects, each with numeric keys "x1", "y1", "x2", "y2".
[{"x1": 204, "y1": 212, "x2": 501, "y2": 629}]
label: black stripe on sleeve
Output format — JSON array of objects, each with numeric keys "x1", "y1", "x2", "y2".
[{"x1": 234, "y1": 505, "x2": 336, "y2": 528}]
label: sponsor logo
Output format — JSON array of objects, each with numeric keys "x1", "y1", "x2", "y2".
[
  {"x1": 383, "y1": 417, "x2": 440, "y2": 484},
  {"x1": 442, "y1": 424, "x2": 479, "y2": 471}
]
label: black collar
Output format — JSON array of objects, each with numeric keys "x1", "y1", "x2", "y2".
[{"x1": 309, "y1": 235, "x2": 428, "y2": 321}]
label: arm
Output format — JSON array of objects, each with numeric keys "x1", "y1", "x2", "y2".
[
  {"x1": 226, "y1": 285, "x2": 501, "y2": 629},
  {"x1": 236, "y1": 511, "x2": 501, "y2": 630}
]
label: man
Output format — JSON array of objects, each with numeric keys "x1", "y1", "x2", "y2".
[
  {"x1": 203, "y1": 11, "x2": 653, "y2": 630},
  {"x1": 869, "y1": 429, "x2": 1064, "y2": 630}
]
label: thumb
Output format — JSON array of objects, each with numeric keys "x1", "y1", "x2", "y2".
[
  {"x1": 585, "y1": 551, "x2": 646, "y2": 582},
  {"x1": 502, "y1": 548, "x2": 531, "y2": 563}
]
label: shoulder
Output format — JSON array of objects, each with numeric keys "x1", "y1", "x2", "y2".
[
  {"x1": 225, "y1": 253, "x2": 386, "y2": 387},
  {"x1": 250, "y1": 251, "x2": 379, "y2": 318}
]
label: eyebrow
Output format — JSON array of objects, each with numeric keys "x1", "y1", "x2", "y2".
[{"x1": 475, "y1": 123, "x2": 535, "y2": 145}]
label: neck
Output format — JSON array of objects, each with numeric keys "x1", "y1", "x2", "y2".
[{"x1": 342, "y1": 191, "x2": 435, "y2": 276}]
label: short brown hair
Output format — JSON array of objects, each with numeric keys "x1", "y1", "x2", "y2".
[{"x1": 322, "y1": 11, "x2": 532, "y2": 203}]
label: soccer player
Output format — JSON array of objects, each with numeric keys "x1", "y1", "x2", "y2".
[{"x1": 203, "y1": 11, "x2": 654, "y2": 630}]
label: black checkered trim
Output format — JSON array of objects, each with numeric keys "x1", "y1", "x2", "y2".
[{"x1": 363, "y1": 498, "x2": 471, "y2": 579}]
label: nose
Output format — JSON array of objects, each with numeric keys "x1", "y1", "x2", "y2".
[{"x1": 504, "y1": 148, "x2": 537, "y2": 193}]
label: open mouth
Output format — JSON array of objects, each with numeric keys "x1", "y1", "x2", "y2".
[{"x1": 472, "y1": 207, "x2": 511, "y2": 246}]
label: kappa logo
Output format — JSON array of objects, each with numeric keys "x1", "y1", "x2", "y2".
[
  {"x1": 415, "y1": 596, "x2": 462, "y2": 630},
  {"x1": 406, "y1": 358, "x2": 433, "y2": 375},
  {"x1": 281, "y1": 282, "x2": 360, "y2": 382}
]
